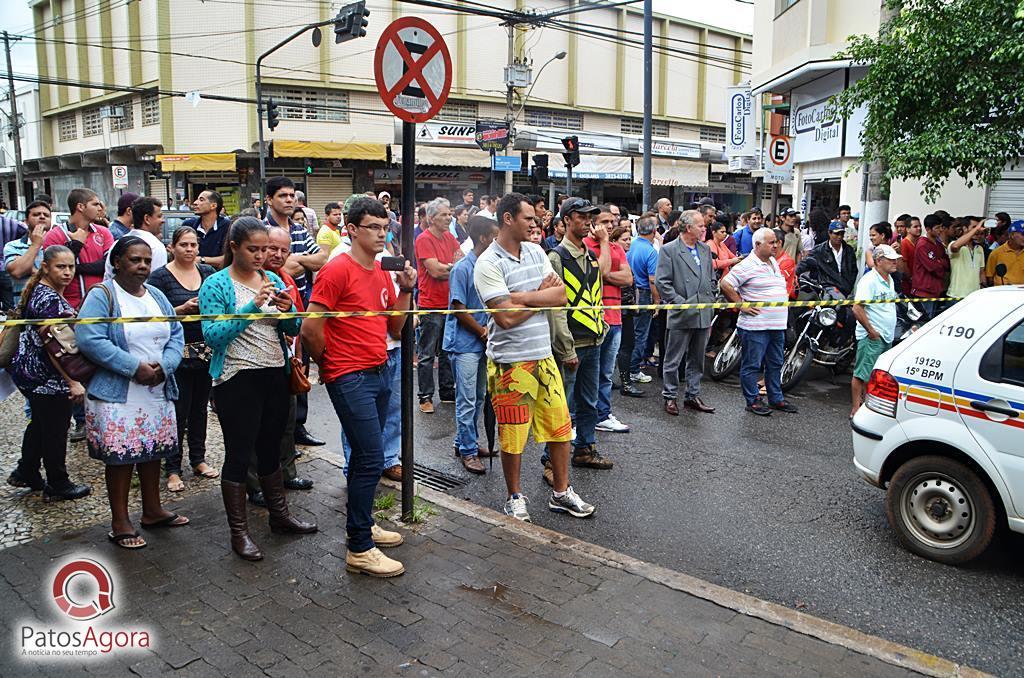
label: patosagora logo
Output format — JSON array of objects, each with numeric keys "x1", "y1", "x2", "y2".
[{"x1": 51, "y1": 559, "x2": 115, "y2": 621}]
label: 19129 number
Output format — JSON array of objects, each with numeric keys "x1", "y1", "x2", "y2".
[{"x1": 938, "y1": 324, "x2": 975, "y2": 339}]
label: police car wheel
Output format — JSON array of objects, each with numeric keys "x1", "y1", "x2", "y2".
[{"x1": 886, "y1": 456, "x2": 996, "y2": 566}]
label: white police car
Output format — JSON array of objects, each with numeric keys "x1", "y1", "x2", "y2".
[{"x1": 851, "y1": 285, "x2": 1024, "y2": 564}]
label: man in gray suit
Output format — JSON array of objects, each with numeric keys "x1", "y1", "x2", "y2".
[{"x1": 656, "y1": 210, "x2": 717, "y2": 416}]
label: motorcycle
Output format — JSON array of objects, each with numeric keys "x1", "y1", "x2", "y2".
[
  {"x1": 780, "y1": 274, "x2": 856, "y2": 392},
  {"x1": 892, "y1": 300, "x2": 923, "y2": 346},
  {"x1": 706, "y1": 294, "x2": 741, "y2": 381}
]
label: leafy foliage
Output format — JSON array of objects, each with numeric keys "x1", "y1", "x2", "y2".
[{"x1": 833, "y1": 0, "x2": 1024, "y2": 201}]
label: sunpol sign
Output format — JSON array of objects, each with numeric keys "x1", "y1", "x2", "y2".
[{"x1": 17, "y1": 557, "x2": 153, "y2": 661}]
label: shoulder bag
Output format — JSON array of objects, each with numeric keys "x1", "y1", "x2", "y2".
[{"x1": 0, "y1": 310, "x2": 22, "y2": 368}]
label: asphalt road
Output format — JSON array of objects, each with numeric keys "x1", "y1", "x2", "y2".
[{"x1": 305, "y1": 362, "x2": 1024, "y2": 675}]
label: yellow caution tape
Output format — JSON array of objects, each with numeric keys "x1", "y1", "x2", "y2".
[{"x1": 0, "y1": 297, "x2": 957, "y2": 327}]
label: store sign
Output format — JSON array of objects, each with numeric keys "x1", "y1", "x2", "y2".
[
  {"x1": 373, "y1": 168, "x2": 489, "y2": 184},
  {"x1": 708, "y1": 181, "x2": 752, "y2": 193},
  {"x1": 546, "y1": 154, "x2": 631, "y2": 181},
  {"x1": 492, "y1": 155, "x2": 522, "y2": 172},
  {"x1": 726, "y1": 84, "x2": 756, "y2": 158},
  {"x1": 399, "y1": 120, "x2": 479, "y2": 147},
  {"x1": 728, "y1": 155, "x2": 758, "y2": 172},
  {"x1": 790, "y1": 69, "x2": 867, "y2": 164},
  {"x1": 526, "y1": 129, "x2": 628, "y2": 155},
  {"x1": 650, "y1": 139, "x2": 701, "y2": 159},
  {"x1": 764, "y1": 135, "x2": 794, "y2": 184},
  {"x1": 475, "y1": 120, "x2": 510, "y2": 152}
]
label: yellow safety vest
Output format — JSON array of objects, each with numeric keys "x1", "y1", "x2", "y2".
[{"x1": 554, "y1": 244, "x2": 605, "y2": 339}]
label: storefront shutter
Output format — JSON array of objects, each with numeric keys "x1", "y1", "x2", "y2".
[
  {"x1": 987, "y1": 166, "x2": 1024, "y2": 220},
  {"x1": 306, "y1": 169, "x2": 354, "y2": 216}
]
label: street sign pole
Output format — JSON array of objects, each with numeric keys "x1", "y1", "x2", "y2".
[{"x1": 400, "y1": 120, "x2": 416, "y2": 522}]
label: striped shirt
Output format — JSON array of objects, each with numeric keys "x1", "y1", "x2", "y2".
[
  {"x1": 474, "y1": 240, "x2": 555, "y2": 363},
  {"x1": 721, "y1": 254, "x2": 789, "y2": 331},
  {"x1": 264, "y1": 213, "x2": 320, "y2": 298}
]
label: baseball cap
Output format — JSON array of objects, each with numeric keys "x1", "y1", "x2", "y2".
[
  {"x1": 1009, "y1": 220, "x2": 1024, "y2": 234},
  {"x1": 560, "y1": 198, "x2": 600, "y2": 218},
  {"x1": 874, "y1": 244, "x2": 901, "y2": 260},
  {"x1": 377, "y1": 191, "x2": 391, "y2": 201},
  {"x1": 343, "y1": 194, "x2": 365, "y2": 213},
  {"x1": 781, "y1": 208, "x2": 800, "y2": 217},
  {"x1": 117, "y1": 192, "x2": 141, "y2": 215},
  {"x1": 852, "y1": 212, "x2": 861, "y2": 220},
  {"x1": 828, "y1": 220, "x2": 846, "y2": 233}
]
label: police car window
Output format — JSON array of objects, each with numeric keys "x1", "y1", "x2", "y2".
[{"x1": 1004, "y1": 322, "x2": 1024, "y2": 386}]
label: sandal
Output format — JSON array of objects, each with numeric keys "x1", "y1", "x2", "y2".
[
  {"x1": 108, "y1": 531, "x2": 147, "y2": 549},
  {"x1": 140, "y1": 513, "x2": 190, "y2": 529},
  {"x1": 167, "y1": 474, "x2": 185, "y2": 492},
  {"x1": 192, "y1": 464, "x2": 220, "y2": 479}
]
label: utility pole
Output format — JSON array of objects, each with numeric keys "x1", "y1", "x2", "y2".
[
  {"x1": 641, "y1": 0, "x2": 652, "y2": 212},
  {"x1": 503, "y1": 25, "x2": 516, "y2": 194},
  {"x1": 3, "y1": 32, "x2": 26, "y2": 211}
]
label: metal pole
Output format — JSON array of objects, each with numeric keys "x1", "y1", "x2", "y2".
[
  {"x1": 641, "y1": 0, "x2": 652, "y2": 213},
  {"x1": 3, "y1": 32, "x2": 26, "y2": 210},
  {"x1": 255, "y1": 62, "x2": 266, "y2": 191},
  {"x1": 400, "y1": 120, "x2": 416, "y2": 522},
  {"x1": 489, "y1": 148, "x2": 496, "y2": 198},
  {"x1": 566, "y1": 162, "x2": 572, "y2": 196},
  {"x1": 504, "y1": 25, "x2": 515, "y2": 195}
]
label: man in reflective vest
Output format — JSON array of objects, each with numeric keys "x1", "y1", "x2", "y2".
[{"x1": 542, "y1": 198, "x2": 614, "y2": 482}]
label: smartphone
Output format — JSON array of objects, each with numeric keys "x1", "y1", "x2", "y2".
[{"x1": 381, "y1": 256, "x2": 406, "y2": 272}]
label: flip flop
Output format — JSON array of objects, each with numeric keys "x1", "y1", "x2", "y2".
[
  {"x1": 139, "y1": 513, "x2": 190, "y2": 529},
  {"x1": 108, "y1": 531, "x2": 147, "y2": 549},
  {"x1": 167, "y1": 476, "x2": 185, "y2": 492},
  {"x1": 192, "y1": 466, "x2": 220, "y2": 479}
]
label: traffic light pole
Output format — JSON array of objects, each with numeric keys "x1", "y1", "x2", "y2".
[{"x1": 565, "y1": 162, "x2": 572, "y2": 196}]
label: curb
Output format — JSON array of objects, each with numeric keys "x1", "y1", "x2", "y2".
[{"x1": 374, "y1": 474, "x2": 989, "y2": 678}]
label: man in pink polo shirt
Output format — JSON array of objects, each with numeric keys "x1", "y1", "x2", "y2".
[{"x1": 43, "y1": 188, "x2": 114, "y2": 310}]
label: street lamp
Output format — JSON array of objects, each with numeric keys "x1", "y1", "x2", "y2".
[{"x1": 513, "y1": 51, "x2": 567, "y2": 123}]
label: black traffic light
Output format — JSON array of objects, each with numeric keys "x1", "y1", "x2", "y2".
[
  {"x1": 533, "y1": 154, "x2": 549, "y2": 182},
  {"x1": 561, "y1": 135, "x2": 580, "y2": 168},
  {"x1": 266, "y1": 98, "x2": 280, "y2": 131},
  {"x1": 335, "y1": 1, "x2": 370, "y2": 43}
]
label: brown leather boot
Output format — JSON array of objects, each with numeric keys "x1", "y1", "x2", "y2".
[
  {"x1": 221, "y1": 480, "x2": 263, "y2": 561},
  {"x1": 259, "y1": 469, "x2": 318, "y2": 535}
]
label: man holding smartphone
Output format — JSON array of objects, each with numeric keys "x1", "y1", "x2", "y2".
[{"x1": 302, "y1": 197, "x2": 417, "y2": 578}]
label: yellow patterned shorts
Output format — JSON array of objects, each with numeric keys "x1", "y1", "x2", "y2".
[{"x1": 486, "y1": 356, "x2": 573, "y2": 455}]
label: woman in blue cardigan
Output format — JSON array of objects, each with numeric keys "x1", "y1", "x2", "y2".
[
  {"x1": 76, "y1": 236, "x2": 189, "y2": 549},
  {"x1": 199, "y1": 217, "x2": 316, "y2": 561}
]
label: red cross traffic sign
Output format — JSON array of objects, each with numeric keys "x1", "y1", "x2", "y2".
[{"x1": 374, "y1": 17, "x2": 452, "y2": 124}]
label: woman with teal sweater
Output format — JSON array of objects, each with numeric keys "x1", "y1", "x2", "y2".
[{"x1": 199, "y1": 217, "x2": 316, "y2": 561}]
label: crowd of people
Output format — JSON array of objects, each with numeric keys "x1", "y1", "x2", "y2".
[{"x1": 0, "y1": 178, "x2": 1021, "y2": 578}]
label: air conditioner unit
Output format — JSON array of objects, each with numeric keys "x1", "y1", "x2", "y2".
[{"x1": 99, "y1": 106, "x2": 125, "y2": 119}]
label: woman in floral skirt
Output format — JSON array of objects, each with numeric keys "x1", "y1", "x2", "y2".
[{"x1": 76, "y1": 236, "x2": 188, "y2": 549}]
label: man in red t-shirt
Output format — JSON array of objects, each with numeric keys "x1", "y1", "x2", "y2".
[
  {"x1": 43, "y1": 188, "x2": 114, "y2": 309},
  {"x1": 911, "y1": 213, "x2": 951, "y2": 320},
  {"x1": 899, "y1": 216, "x2": 922, "y2": 295},
  {"x1": 413, "y1": 197, "x2": 463, "y2": 413},
  {"x1": 583, "y1": 205, "x2": 634, "y2": 433},
  {"x1": 303, "y1": 197, "x2": 416, "y2": 578}
]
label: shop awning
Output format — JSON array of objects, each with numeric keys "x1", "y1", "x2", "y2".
[
  {"x1": 156, "y1": 153, "x2": 236, "y2": 172},
  {"x1": 638, "y1": 158, "x2": 708, "y2": 187},
  {"x1": 393, "y1": 145, "x2": 493, "y2": 169},
  {"x1": 272, "y1": 140, "x2": 386, "y2": 161}
]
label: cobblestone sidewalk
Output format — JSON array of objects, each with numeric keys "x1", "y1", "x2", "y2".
[{"x1": 0, "y1": 455, "x2": 955, "y2": 677}]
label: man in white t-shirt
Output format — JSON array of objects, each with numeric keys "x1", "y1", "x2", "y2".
[{"x1": 105, "y1": 196, "x2": 167, "y2": 280}]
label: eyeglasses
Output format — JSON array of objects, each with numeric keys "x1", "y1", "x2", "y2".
[{"x1": 355, "y1": 223, "x2": 388, "y2": 233}]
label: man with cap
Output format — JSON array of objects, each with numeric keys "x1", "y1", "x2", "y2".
[
  {"x1": 779, "y1": 208, "x2": 803, "y2": 261},
  {"x1": 985, "y1": 219, "x2": 1024, "y2": 286},
  {"x1": 799, "y1": 219, "x2": 858, "y2": 297},
  {"x1": 545, "y1": 197, "x2": 614, "y2": 475},
  {"x1": 850, "y1": 244, "x2": 902, "y2": 417},
  {"x1": 109, "y1": 192, "x2": 139, "y2": 240}
]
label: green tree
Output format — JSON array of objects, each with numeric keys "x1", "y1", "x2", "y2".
[{"x1": 833, "y1": 0, "x2": 1024, "y2": 201}]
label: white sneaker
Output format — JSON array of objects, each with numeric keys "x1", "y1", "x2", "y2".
[
  {"x1": 548, "y1": 486, "x2": 596, "y2": 518},
  {"x1": 595, "y1": 415, "x2": 630, "y2": 433},
  {"x1": 630, "y1": 372, "x2": 653, "y2": 384},
  {"x1": 503, "y1": 494, "x2": 531, "y2": 522}
]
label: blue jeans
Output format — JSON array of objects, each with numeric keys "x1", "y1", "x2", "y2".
[
  {"x1": 597, "y1": 325, "x2": 622, "y2": 422},
  {"x1": 450, "y1": 351, "x2": 487, "y2": 458},
  {"x1": 342, "y1": 348, "x2": 400, "y2": 475},
  {"x1": 738, "y1": 329, "x2": 785, "y2": 406},
  {"x1": 326, "y1": 364, "x2": 391, "y2": 554},
  {"x1": 563, "y1": 344, "x2": 601, "y2": 448},
  {"x1": 416, "y1": 312, "x2": 454, "y2": 401},
  {"x1": 630, "y1": 287, "x2": 654, "y2": 374}
]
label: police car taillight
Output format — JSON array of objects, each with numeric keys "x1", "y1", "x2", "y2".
[{"x1": 865, "y1": 369, "x2": 899, "y2": 418}]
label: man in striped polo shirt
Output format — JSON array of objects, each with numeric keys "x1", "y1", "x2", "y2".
[
  {"x1": 474, "y1": 193, "x2": 596, "y2": 523},
  {"x1": 720, "y1": 227, "x2": 799, "y2": 417}
]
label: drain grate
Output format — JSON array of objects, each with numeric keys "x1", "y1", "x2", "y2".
[{"x1": 412, "y1": 464, "x2": 468, "y2": 492}]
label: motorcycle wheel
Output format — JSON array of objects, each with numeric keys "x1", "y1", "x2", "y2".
[
  {"x1": 708, "y1": 329, "x2": 742, "y2": 381},
  {"x1": 781, "y1": 338, "x2": 814, "y2": 392}
]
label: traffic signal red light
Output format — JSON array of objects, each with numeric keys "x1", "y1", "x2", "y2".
[{"x1": 561, "y1": 136, "x2": 580, "y2": 168}]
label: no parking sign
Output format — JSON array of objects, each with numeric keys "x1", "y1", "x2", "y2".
[
  {"x1": 373, "y1": 17, "x2": 452, "y2": 124},
  {"x1": 764, "y1": 136, "x2": 794, "y2": 184}
]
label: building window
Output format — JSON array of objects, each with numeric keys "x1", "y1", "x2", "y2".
[
  {"x1": 58, "y1": 113, "x2": 77, "y2": 141},
  {"x1": 82, "y1": 107, "x2": 103, "y2": 137},
  {"x1": 264, "y1": 87, "x2": 350, "y2": 122},
  {"x1": 621, "y1": 117, "x2": 669, "y2": 136},
  {"x1": 142, "y1": 93, "x2": 160, "y2": 126},
  {"x1": 524, "y1": 107, "x2": 583, "y2": 130},
  {"x1": 109, "y1": 98, "x2": 134, "y2": 131},
  {"x1": 699, "y1": 125, "x2": 726, "y2": 143},
  {"x1": 437, "y1": 100, "x2": 478, "y2": 123}
]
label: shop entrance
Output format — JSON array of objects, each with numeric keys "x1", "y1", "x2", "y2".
[{"x1": 806, "y1": 180, "x2": 840, "y2": 216}]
